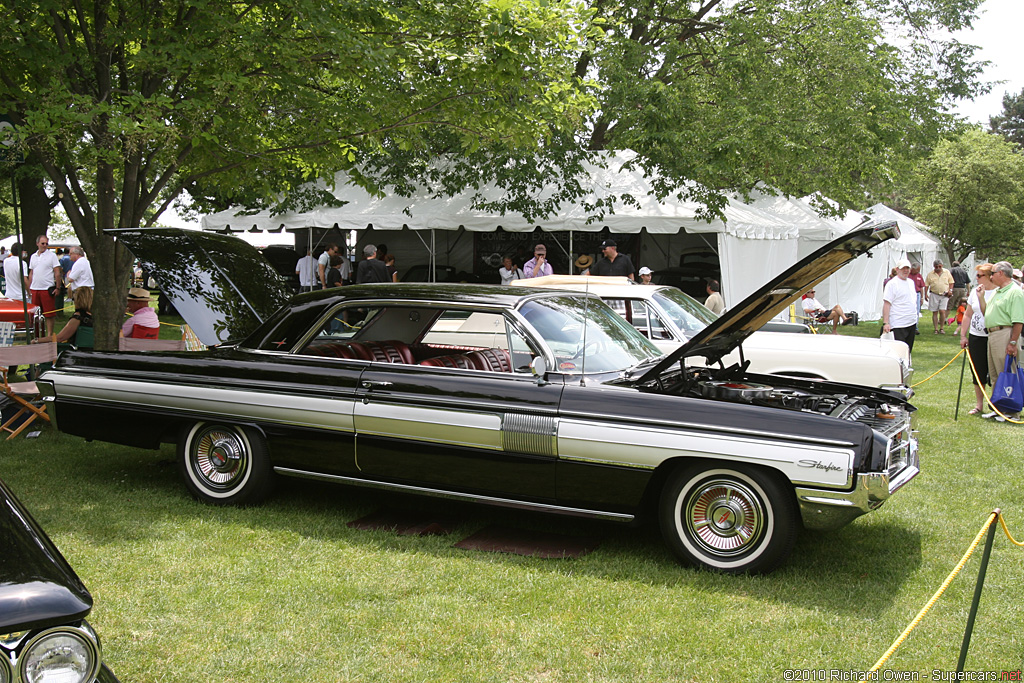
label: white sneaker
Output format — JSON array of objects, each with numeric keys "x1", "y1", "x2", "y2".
[
  {"x1": 981, "y1": 411, "x2": 997, "y2": 419},
  {"x1": 995, "y1": 415, "x2": 1006, "y2": 422}
]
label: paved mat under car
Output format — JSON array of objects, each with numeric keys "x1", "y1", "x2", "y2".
[
  {"x1": 348, "y1": 510, "x2": 601, "y2": 558},
  {"x1": 454, "y1": 525, "x2": 601, "y2": 559},
  {"x1": 346, "y1": 509, "x2": 460, "y2": 536}
]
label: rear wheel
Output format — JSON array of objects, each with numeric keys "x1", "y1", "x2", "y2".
[
  {"x1": 659, "y1": 463, "x2": 797, "y2": 574},
  {"x1": 178, "y1": 422, "x2": 273, "y2": 505}
]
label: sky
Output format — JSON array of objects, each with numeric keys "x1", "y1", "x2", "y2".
[{"x1": 953, "y1": 0, "x2": 1023, "y2": 125}]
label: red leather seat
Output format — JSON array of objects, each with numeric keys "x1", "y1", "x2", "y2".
[
  {"x1": 419, "y1": 354, "x2": 476, "y2": 370},
  {"x1": 345, "y1": 342, "x2": 375, "y2": 361},
  {"x1": 466, "y1": 348, "x2": 512, "y2": 373},
  {"x1": 363, "y1": 340, "x2": 414, "y2": 364}
]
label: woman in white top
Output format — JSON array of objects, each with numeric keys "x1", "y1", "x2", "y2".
[{"x1": 959, "y1": 263, "x2": 999, "y2": 415}]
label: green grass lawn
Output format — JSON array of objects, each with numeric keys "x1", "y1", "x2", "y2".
[{"x1": 4, "y1": 314, "x2": 1023, "y2": 682}]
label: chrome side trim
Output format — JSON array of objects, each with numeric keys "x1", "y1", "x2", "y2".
[
  {"x1": 46, "y1": 371, "x2": 357, "y2": 433},
  {"x1": 558, "y1": 418, "x2": 855, "y2": 489},
  {"x1": 502, "y1": 413, "x2": 557, "y2": 457},
  {"x1": 355, "y1": 401, "x2": 503, "y2": 451},
  {"x1": 557, "y1": 409, "x2": 857, "y2": 448},
  {"x1": 274, "y1": 467, "x2": 635, "y2": 522}
]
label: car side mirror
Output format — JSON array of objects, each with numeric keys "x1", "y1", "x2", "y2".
[{"x1": 530, "y1": 356, "x2": 548, "y2": 385}]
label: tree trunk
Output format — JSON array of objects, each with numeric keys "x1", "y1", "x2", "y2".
[{"x1": 16, "y1": 168, "x2": 51, "y2": 247}]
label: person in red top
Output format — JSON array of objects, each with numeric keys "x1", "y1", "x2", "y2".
[{"x1": 909, "y1": 262, "x2": 926, "y2": 322}]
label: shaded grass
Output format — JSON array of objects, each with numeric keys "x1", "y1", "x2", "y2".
[{"x1": 3, "y1": 313, "x2": 1023, "y2": 681}]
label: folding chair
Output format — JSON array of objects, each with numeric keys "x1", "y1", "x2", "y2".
[
  {"x1": 119, "y1": 336, "x2": 186, "y2": 351},
  {"x1": 789, "y1": 303, "x2": 828, "y2": 334},
  {"x1": 1, "y1": 341, "x2": 57, "y2": 440},
  {"x1": 0, "y1": 322, "x2": 14, "y2": 347}
]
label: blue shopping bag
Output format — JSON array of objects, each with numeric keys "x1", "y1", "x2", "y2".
[{"x1": 991, "y1": 356, "x2": 1024, "y2": 414}]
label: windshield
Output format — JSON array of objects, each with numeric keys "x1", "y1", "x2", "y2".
[
  {"x1": 518, "y1": 296, "x2": 660, "y2": 374},
  {"x1": 652, "y1": 288, "x2": 718, "y2": 335}
]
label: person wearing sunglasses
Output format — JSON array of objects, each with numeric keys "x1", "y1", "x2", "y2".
[
  {"x1": 523, "y1": 243, "x2": 553, "y2": 279},
  {"x1": 960, "y1": 263, "x2": 998, "y2": 416}
]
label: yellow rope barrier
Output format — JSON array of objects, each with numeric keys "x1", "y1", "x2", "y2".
[
  {"x1": 857, "y1": 511, "x2": 1001, "y2": 682},
  {"x1": 964, "y1": 346, "x2": 1024, "y2": 424},
  {"x1": 997, "y1": 511, "x2": 1024, "y2": 547},
  {"x1": 910, "y1": 347, "x2": 964, "y2": 388}
]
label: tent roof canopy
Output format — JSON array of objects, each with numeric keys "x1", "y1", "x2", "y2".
[{"x1": 202, "y1": 152, "x2": 808, "y2": 239}]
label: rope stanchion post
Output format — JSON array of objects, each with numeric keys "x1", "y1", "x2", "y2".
[
  {"x1": 955, "y1": 346, "x2": 966, "y2": 421},
  {"x1": 956, "y1": 509, "x2": 1001, "y2": 673}
]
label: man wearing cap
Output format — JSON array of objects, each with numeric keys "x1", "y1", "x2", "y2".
[
  {"x1": 523, "y1": 244, "x2": 553, "y2": 278},
  {"x1": 638, "y1": 266, "x2": 654, "y2": 284},
  {"x1": 801, "y1": 289, "x2": 849, "y2": 334},
  {"x1": 924, "y1": 259, "x2": 954, "y2": 334},
  {"x1": 981, "y1": 261, "x2": 1024, "y2": 421},
  {"x1": 122, "y1": 287, "x2": 160, "y2": 339},
  {"x1": 590, "y1": 239, "x2": 634, "y2": 280},
  {"x1": 882, "y1": 259, "x2": 919, "y2": 354}
]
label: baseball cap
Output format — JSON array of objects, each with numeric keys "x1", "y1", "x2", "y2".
[
  {"x1": 896, "y1": 258, "x2": 912, "y2": 269},
  {"x1": 638, "y1": 266, "x2": 652, "y2": 276},
  {"x1": 600, "y1": 239, "x2": 616, "y2": 248}
]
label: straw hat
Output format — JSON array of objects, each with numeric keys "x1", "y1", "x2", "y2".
[{"x1": 574, "y1": 254, "x2": 594, "y2": 269}]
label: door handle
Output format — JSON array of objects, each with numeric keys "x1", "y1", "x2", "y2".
[{"x1": 361, "y1": 380, "x2": 393, "y2": 390}]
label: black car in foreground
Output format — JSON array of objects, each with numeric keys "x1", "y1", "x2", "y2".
[
  {"x1": 0, "y1": 477, "x2": 119, "y2": 683},
  {"x1": 38, "y1": 222, "x2": 917, "y2": 574}
]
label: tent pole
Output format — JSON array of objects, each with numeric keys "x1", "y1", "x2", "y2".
[{"x1": 570, "y1": 231, "x2": 574, "y2": 274}]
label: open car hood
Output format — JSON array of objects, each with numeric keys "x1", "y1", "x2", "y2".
[
  {"x1": 110, "y1": 228, "x2": 292, "y2": 346},
  {"x1": 636, "y1": 220, "x2": 899, "y2": 384}
]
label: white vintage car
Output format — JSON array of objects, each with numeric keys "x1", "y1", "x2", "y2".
[{"x1": 517, "y1": 275, "x2": 912, "y2": 394}]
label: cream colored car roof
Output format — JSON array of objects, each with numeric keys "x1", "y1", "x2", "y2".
[{"x1": 513, "y1": 275, "x2": 654, "y2": 299}]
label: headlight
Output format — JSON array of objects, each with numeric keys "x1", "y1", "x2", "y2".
[
  {"x1": 0, "y1": 654, "x2": 11, "y2": 683},
  {"x1": 19, "y1": 626, "x2": 100, "y2": 683}
]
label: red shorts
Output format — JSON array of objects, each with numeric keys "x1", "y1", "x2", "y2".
[{"x1": 31, "y1": 289, "x2": 57, "y2": 318}]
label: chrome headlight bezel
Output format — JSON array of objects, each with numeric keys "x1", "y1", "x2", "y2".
[
  {"x1": 0, "y1": 651, "x2": 11, "y2": 683},
  {"x1": 17, "y1": 624, "x2": 101, "y2": 683}
]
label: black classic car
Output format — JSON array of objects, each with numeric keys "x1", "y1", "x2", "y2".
[
  {"x1": 37, "y1": 223, "x2": 918, "y2": 574},
  {"x1": 0, "y1": 477, "x2": 119, "y2": 683}
]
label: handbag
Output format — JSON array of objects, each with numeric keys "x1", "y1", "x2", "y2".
[{"x1": 991, "y1": 356, "x2": 1024, "y2": 414}]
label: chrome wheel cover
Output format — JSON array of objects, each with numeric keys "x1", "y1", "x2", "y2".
[
  {"x1": 683, "y1": 478, "x2": 765, "y2": 556},
  {"x1": 189, "y1": 425, "x2": 250, "y2": 492}
]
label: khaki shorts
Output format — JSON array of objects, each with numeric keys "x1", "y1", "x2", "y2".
[{"x1": 927, "y1": 291, "x2": 950, "y2": 312}]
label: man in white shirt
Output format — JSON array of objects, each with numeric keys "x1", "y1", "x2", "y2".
[
  {"x1": 882, "y1": 258, "x2": 919, "y2": 355},
  {"x1": 66, "y1": 246, "x2": 94, "y2": 293},
  {"x1": 317, "y1": 244, "x2": 349, "y2": 288},
  {"x1": 27, "y1": 235, "x2": 62, "y2": 337},
  {"x1": 295, "y1": 247, "x2": 316, "y2": 291},
  {"x1": 3, "y1": 243, "x2": 29, "y2": 302},
  {"x1": 801, "y1": 289, "x2": 850, "y2": 334}
]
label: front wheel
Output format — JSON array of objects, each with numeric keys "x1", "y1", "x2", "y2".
[
  {"x1": 659, "y1": 463, "x2": 797, "y2": 574},
  {"x1": 178, "y1": 422, "x2": 274, "y2": 505}
]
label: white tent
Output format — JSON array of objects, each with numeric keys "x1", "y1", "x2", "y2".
[
  {"x1": 201, "y1": 154, "x2": 910, "y2": 316},
  {"x1": 201, "y1": 154, "x2": 842, "y2": 309}
]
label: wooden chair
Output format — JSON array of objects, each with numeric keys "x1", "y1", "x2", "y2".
[{"x1": 1, "y1": 341, "x2": 57, "y2": 440}]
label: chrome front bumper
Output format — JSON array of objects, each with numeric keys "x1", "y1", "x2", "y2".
[{"x1": 795, "y1": 436, "x2": 919, "y2": 531}]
